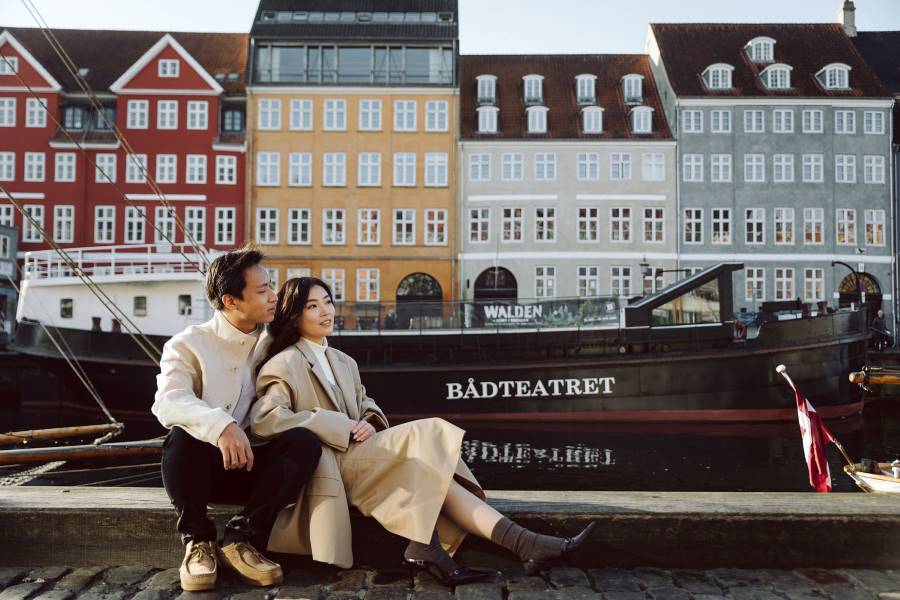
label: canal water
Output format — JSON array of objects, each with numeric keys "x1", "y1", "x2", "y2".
[{"x1": 4, "y1": 398, "x2": 899, "y2": 493}]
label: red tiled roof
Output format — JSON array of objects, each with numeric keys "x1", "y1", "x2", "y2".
[
  {"x1": 459, "y1": 54, "x2": 673, "y2": 140},
  {"x1": 650, "y1": 23, "x2": 890, "y2": 98},
  {"x1": 1, "y1": 27, "x2": 248, "y2": 96}
]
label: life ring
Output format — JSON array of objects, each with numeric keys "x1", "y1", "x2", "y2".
[{"x1": 734, "y1": 321, "x2": 747, "y2": 339}]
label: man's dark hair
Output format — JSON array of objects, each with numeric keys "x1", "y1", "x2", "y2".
[{"x1": 204, "y1": 244, "x2": 265, "y2": 311}]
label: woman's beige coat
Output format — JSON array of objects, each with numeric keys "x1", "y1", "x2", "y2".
[{"x1": 251, "y1": 341, "x2": 482, "y2": 568}]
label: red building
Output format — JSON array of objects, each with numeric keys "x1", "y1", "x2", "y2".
[{"x1": 0, "y1": 28, "x2": 247, "y2": 255}]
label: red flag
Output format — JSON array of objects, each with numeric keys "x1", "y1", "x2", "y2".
[{"x1": 793, "y1": 388, "x2": 835, "y2": 493}]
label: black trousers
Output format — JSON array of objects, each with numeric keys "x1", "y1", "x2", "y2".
[{"x1": 161, "y1": 426, "x2": 321, "y2": 547}]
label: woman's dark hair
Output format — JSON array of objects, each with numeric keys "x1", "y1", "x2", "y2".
[
  {"x1": 204, "y1": 244, "x2": 265, "y2": 310},
  {"x1": 259, "y1": 276, "x2": 333, "y2": 372}
]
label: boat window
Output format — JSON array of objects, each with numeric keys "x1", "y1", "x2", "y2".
[
  {"x1": 60, "y1": 298, "x2": 73, "y2": 319},
  {"x1": 651, "y1": 279, "x2": 720, "y2": 325},
  {"x1": 134, "y1": 296, "x2": 147, "y2": 317},
  {"x1": 178, "y1": 295, "x2": 192, "y2": 316}
]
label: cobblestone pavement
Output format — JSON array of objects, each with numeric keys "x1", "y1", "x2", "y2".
[{"x1": 2, "y1": 564, "x2": 900, "y2": 600}]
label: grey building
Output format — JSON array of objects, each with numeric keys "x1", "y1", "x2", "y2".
[
  {"x1": 647, "y1": 22, "x2": 895, "y2": 327},
  {"x1": 0, "y1": 224, "x2": 18, "y2": 343}
]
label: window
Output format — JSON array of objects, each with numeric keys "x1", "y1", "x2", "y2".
[
  {"x1": 24, "y1": 152, "x2": 45, "y2": 182},
  {"x1": 527, "y1": 107, "x2": 547, "y2": 134},
  {"x1": 745, "y1": 268, "x2": 765, "y2": 302},
  {"x1": 0, "y1": 153, "x2": 12, "y2": 181},
  {"x1": 836, "y1": 208, "x2": 856, "y2": 245},
  {"x1": 820, "y1": 64, "x2": 850, "y2": 90},
  {"x1": 743, "y1": 110, "x2": 764, "y2": 133},
  {"x1": 323, "y1": 153, "x2": 346, "y2": 186},
  {"x1": 803, "y1": 208, "x2": 823, "y2": 245},
  {"x1": 501, "y1": 153, "x2": 523, "y2": 180},
  {"x1": 643, "y1": 268, "x2": 665, "y2": 295},
  {"x1": 865, "y1": 209, "x2": 886, "y2": 246},
  {"x1": 215, "y1": 207, "x2": 236, "y2": 245},
  {"x1": 63, "y1": 107, "x2": 83, "y2": 130},
  {"x1": 127, "y1": 100, "x2": 148, "y2": 129},
  {"x1": 0, "y1": 206, "x2": 11, "y2": 226},
  {"x1": 773, "y1": 154, "x2": 794, "y2": 183},
  {"x1": 424, "y1": 153, "x2": 447, "y2": 187},
  {"x1": 156, "y1": 154, "x2": 177, "y2": 184},
  {"x1": 711, "y1": 154, "x2": 732, "y2": 183},
  {"x1": 611, "y1": 267, "x2": 632, "y2": 297},
  {"x1": 711, "y1": 208, "x2": 731, "y2": 244},
  {"x1": 134, "y1": 296, "x2": 148, "y2": 317},
  {"x1": 773, "y1": 109, "x2": 793, "y2": 133},
  {"x1": 477, "y1": 75, "x2": 497, "y2": 103},
  {"x1": 622, "y1": 75, "x2": 643, "y2": 104},
  {"x1": 835, "y1": 155, "x2": 856, "y2": 184},
  {"x1": 26, "y1": 98, "x2": 47, "y2": 128},
  {"x1": 393, "y1": 153, "x2": 416, "y2": 186},
  {"x1": 744, "y1": 154, "x2": 765, "y2": 183},
  {"x1": 187, "y1": 101, "x2": 208, "y2": 130},
  {"x1": 216, "y1": 155, "x2": 237, "y2": 185},
  {"x1": 643, "y1": 208, "x2": 665, "y2": 243},
  {"x1": 258, "y1": 98, "x2": 281, "y2": 130},
  {"x1": 609, "y1": 153, "x2": 631, "y2": 181},
  {"x1": 223, "y1": 110, "x2": 243, "y2": 132},
  {"x1": 323, "y1": 209, "x2": 346, "y2": 244},
  {"x1": 682, "y1": 110, "x2": 703, "y2": 133},
  {"x1": 425, "y1": 100, "x2": 448, "y2": 131},
  {"x1": 704, "y1": 64, "x2": 733, "y2": 89},
  {"x1": 684, "y1": 209, "x2": 703, "y2": 244},
  {"x1": 289, "y1": 153, "x2": 312, "y2": 186},
  {"x1": 60, "y1": 299, "x2": 73, "y2": 319},
  {"x1": 94, "y1": 154, "x2": 116, "y2": 183},
  {"x1": 53, "y1": 205, "x2": 74, "y2": 243},
  {"x1": 576, "y1": 153, "x2": 600, "y2": 181},
  {"x1": 22, "y1": 205, "x2": 43, "y2": 243},
  {"x1": 642, "y1": 153, "x2": 665, "y2": 181},
  {"x1": 762, "y1": 65, "x2": 791, "y2": 89},
  {"x1": 864, "y1": 155, "x2": 886, "y2": 184},
  {"x1": 256, "y1": 208, "x2": 279, "y2": 244},
  {"x1": 256, "y1": 152, "x2": 280, "y2": 186},
  {"x1": 287, "y1": 268, "x2": 312, "y2": 280},
  {"x1": 425, "y1": 208, "x2": 446, "y2": 245},
  {"x1": 804, "y1": 268, "x2": 824, "y2": 302},
  {"x1": 523, "y1": 75, "x2": 543, "y2": 103},
  {"x1": 632, "y1": 107, "x2": 652, "y2": 133},
  {"x1": 864, "y1": 111, "x2": 885, "y2": 135},
  {"x1": 0, "y1": 56, "x2": 18, "y2": 75},
  {"x1": 0, "y1": 98, "x2": 14, "y2": 127},
  {"x1": 322, "y1": 269, "x2": 345, "y2": 302},
  {"x1": 535, "y1": 207, "x2": 556, "y2": 242},
  {"x1": 682, "y1": 154, "x2": 703, "y2": 182},
  {"x1": 55, "y1": 153, "x2": 76, "y2": 182},
  {"x1": 535, "y1": 266, "x2": 557, "y2": 298},
  {"x1": 835, "y1": 110, "x2": 855, "y2": 134},
  {"x1": 185, "y1": 207, "x2": 205, "y2": 244},
  {"x1": 609, "y1": 208, "x2": 631, "y2": 243},
  {"x1": 710, "y1": 110, "x2": 731, "y2": 133},
  {"x1": 186, "y1": 155, "x2": 207, "y2": 184},
  {"x1": 577, "y1": 266, "x2": 599, "y2": 297},
  {"x1": 582, "y1": 107, "x2": 603, "y2": 133},
  {"x1": 576, "y1": 74, "x2": 596, "y2": 103},
  {"x1": 745, "y1": 208, "x2": 765, "y2": 245},
  {"x1": 357, "y1": 152, "x2": 380, "y2": 186},
  {"x1": 290, "y1": 99, "x2": 313, "y2": 130},
  {"x1": 393, "y1": 100, "x2": 416, "y2": 131},
  {"x1": 469, "y1": 208, "x2": 490, "y2": 243},
  {"x1": 535, "y1": 153, "x2": 556, "y2": 181},
  {"x1": 501, "y1": 208, "x2": 523, "y2": 243},
  {"x1": 157, "y1": 100, "x2": 178, "y2": 129},
  {"x1": 158, "y1": 59, "x2": 179, "y2": 77},
  {"x1": 747, "y1": 37, "x2": 774, "y2": 63},
  {"x1": 774, "y1": 208, "x2": 794, "y2": 245},
  {"x1": 125, "y1": 206, "x2": 146, "y2": 244},
  {"x1": 288, "y1": 208, "x2": 311, "y2": 245},
  {"x1": 356, "y1": 99, "x2": 380, "y2": 131},
  {"x1": 324, "y1": 99, "x2": 346, "y2": 130},
  {"x1": 774, "y1": 268, "x2": 794, "y2": 301},
  {"x1": 94, "y1": 206, "x2": 115, "y2": 243},
  {"x1": 356, "y1": 269, "x2": 380, "y2": 302},
  {"x1": 393, "y1": 208, "x2": 415, "y2": 245},
  {"x1": 802, "y1": 109, "x2": 823, "y2": 133},
  {"x1": 126, "y1": 154, "x2": 148, "y2": 184},
  {"x1": 155, "y1": 207, "x2": 175, "y2": 243},
  {"x1": 477, "y1": 106, "x2": 498, "y2": 133},
  {"x1": 577, "y1": 208, "x2": 601, "y2": 242},
  {"x1": 802, "y1": 154, "x2": 823, "y2": 183}
]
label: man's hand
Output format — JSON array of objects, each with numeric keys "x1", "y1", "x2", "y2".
[
  {"x1": 350, "y1": 420, "x2": 376, "y2": 443},
  {"x1": 217, "y1": 423, "x2": 254, "y2": 471}
]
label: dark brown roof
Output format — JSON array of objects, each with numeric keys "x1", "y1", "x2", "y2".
[
  {"x1": 1, "y1": 27, "x2": 249, "y2": 95},
  {"x1": 459, "y1": 54, "x2": 673, "y2": 140},
  {"x1": 853, "y1": 31, "x2": 900, "y2": 94},
  {"x1": 650, "y1": 23, "x2": 890, "y2": 98}
]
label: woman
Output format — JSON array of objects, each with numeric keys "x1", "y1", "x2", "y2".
[{"x1": 251, "y1": 277, "x2": 594, "y2": 585}]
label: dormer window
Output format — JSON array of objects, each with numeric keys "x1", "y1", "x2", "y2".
[
  {"x1": 477, "y1": 106, "x2": 498, "y2": 134},
  {"x1": 746, "y1": 37, "x2": 775, "y2": 63},
  {"x1": 582, "y1": 106, "x2": 603, "y2": 133},
  {"x1": 159, "y1": 59, "x2": 179, "y2": 78},
  {"x1": 476, "y1": 75, "x2": 497, "y2": 104},
  {"x1": 523, "y1": 75, "x2": 543, "y2": 105},
  {"x1": 631, "y1": 106, "x2": 653, "y2": 134},
  {"x1": 622, "y1": 74, "x2": 643, "y2": 104},
  {"x1": 526, "y1": 106, "x2": 547, "y2": 134},
  {"x1": 761, "y1": 64, "x2": 792, "y2": 89},
  {"x1": 817, "y1": 63, "x2": 851, "y2": 90},
  {"x1": 63, "y1": 107, "x2": 83, "y2": 130},
  {"x1": 575, "y1": 74, "x2": 597, "y2": 104},
  {"x1": 702, "y1": 64, "x2": 734, "y2": 90}
]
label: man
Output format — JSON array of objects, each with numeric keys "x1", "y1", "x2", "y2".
[{"x1": 153, "y1": 246, "x2": 321, "y2": 591}]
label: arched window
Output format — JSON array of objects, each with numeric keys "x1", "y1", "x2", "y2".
[
  {"x1": 476, "y1": 74, "x2": 497, "y2": 104},
  {"x1": 474, "y1": 267, "x2": 518, "y2": 301},
  {"x1": 702, "y1": 63, "x2": 734, "y2": 89},
  {"x1": 523, "y1": 74, "x2": 543, "y2": 104},
  {"x1": 622, "y1": 74, "x2": 643, "y2": 104},
  {"x1": 761, "y1": 64, "x2": 792, "y2": 89},
  {"x1": 631, "y1": 106, "x2": 653, "y2": 133},
  {"x1": 817, "y1": 63, "x2": 851, "y2": 90},
  {"x1": 575, "y1": 74, "x2": 596, "y2": 104},
  {"x1": 745, "y1": 37, "x2": 775, "y2": 63},
  {"x1": 582, "y1": 106, "x2": 603, "y2": 133}
]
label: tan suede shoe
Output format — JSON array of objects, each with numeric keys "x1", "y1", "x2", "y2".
[
  {"x1": 179, "y1": 540, "x2": 217, "y2": 591},
  {"x1": 217, "y1": 541, "x2": 283, "y2": 587}
]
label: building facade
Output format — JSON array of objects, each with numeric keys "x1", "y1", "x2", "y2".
[
  {"x1": 648, "y1": 23, "x2": 895, "y2": 325},
  {"x1": 458, "y1": 55, "x2": 676, "y2": 303},
  {"x1": 247, "y1": 2, "x2": 459, "y2": 320}
]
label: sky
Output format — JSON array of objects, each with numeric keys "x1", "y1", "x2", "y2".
[{"x1": 0, "y1": 0, "x2": 898, "y2": 54}]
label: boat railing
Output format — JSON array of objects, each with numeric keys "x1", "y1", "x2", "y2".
[{"x1": 22, "y1": 243, "x2": 210, "y2": 281}]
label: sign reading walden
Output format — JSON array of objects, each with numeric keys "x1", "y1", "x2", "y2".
[{"x1": 474, "y1": 298, "x2": 620, "y2": 328}]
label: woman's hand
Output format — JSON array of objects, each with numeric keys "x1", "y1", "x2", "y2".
[{"x1": 350, "y1": 419, "x2": 376, "y2": 443}]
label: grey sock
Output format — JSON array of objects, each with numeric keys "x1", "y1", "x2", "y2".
[{"x1": 490, "y1": 517, "x2": 566, "y2": 562}]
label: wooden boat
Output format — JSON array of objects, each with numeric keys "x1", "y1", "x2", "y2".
[{"x1": 843, "y1": 462, "x2": 900, "y2": 493}]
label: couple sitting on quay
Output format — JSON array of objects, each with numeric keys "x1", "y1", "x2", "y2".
[{"x1": 152, "y1": 245, "x2": 596, "y2": 592}]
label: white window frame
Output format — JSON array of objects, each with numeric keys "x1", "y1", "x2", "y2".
[
  {"x1": 710, "y1": 110, "x2": 732, "y2": 133},
  {"x1": 864, "y1": 155, "x2": 886, "y2": 184},
  {"x1": 256, "y1": 152, "x2": 280, "y2": 187},
  {"x1": 322, "y1": 269, "x2": 345, "y2": 302},
  {"x1": 0, "y1": 98, "x2": 15, "y2": 127},
  {"x1": 24, "y1": 152, "x2": 45, "y2": 182},
  {"x1": 392, "y1": 153, "x2": 416, "y2": 187},
  {"x1": 323, "y1": 153, "x2": 347, "y2": 187},
  {"x1": 835, "y1": 110, "x2": 856, "y2": 134},
  {"x1": 324, "y1": 99, "x2": 347, "y2": 131},
  {"x1": 802, "y1": 154, "x2": 824, "y2": 183},
  {"x1": 290, "y1": 99, "x2": 313, "y2": 131},
  {"x1": 684, "y1": 208, "x2": 703, "y2": 244},
  {"x1": 157, "y1": 100, "x2": 178, "y2": 130},
  {"x1": 802, "y1": 109, "x2": 823, "y2": 133},
  {"x1": 185, "y1": 206, "x2": 205, "y2": 244},
  {"x1": 863, "y1": 111, "x2": 885, "y2": 135},
  {"x1": 258, "y1": 98, "x2": 282, "y2": 130},
  {"x1": 322, "y1": 208, "x2": 346, "y2": 245},
  {"x1": 215, "y1": 155, "x2": 237, "y2": 185},
  {"x1": 535, "y1": 207, "x2": 556, "y2": 243},
  {"x1": 477, "y1": 107, "x2": 498, "y2": 134},
  {"x1": 631, "y1": 107, "x2": 653, "y2": 133},
  {"x1": 393, "y1": 100, "x2": 417, "y2": 132},
  {"x1": 127, "y1": 100, "x2": 148, "y2": 129},
  {"x1": 425, "y1": 100, "x2": 448, "y2": 132},
  {"x1": 94, "y1": 205, "x2": 115, "y2": 244},
  {"x1": 745, "y1": 208, "x2": 765, "y2": 245},
  {"x1": 577, "y1": 266, "x2": 600, "y2": 297},
  {"x1": 577, "y1": 207, "x2": 601, "y2": 243},
  {"x1": 288, "y1": 208, "x2": 311, "y2": 245},
  {"x1": 682, "y1": 110, "x2": 703, "y2": 133},
  {"x1": 154, "y1": 206, "x2": 176, "y2": 243},
  {"x1": 711, "y1": 208, "x2": 731, "y2": 245},
  {"x1": 424, "y1": 152, "x2": 448, "y2": 187},
  {"x1": 54, "y1": 153, "x2": 76, "y2": 182},
  {"x1": 214, "y1": 207, "x2": 236, "y2": 246},
  {"x1": 185, "y1": 155, "x2": 207, "y2": 185},
  {"x1": 535, "y1": 266, "x2": 557, "y2": 299},
  {"x1": 357, "y1": 99, "x2": 381, "y2": 131},
  {"x1": 0, "y1": 152, "x2": 13, "y2": 182},
  {"x1": 743, "y1": 109, "x2": 764, "y2": 133},
  {"x1": 743, "y1": 154, "x2": 765, "y2": 183},
  {"x1": 609, "y1": 152, "x2": 631, "y2": 181},
  {"x1": 501, "y1": 153, "x2": 523, "y2": 181},
  {"x1": 289, "y1": 153, "x2": 312, "y2": 187},
  {"x1": 835, "y1": 154, "x2": 857, "y2": 184},
  {"x1": 186, "y1": 101, "x2": 208, "y2": 130},
  {"x1": 126, "y1": 154, "x2": 148, "y2": 184},
  {"x1": 836, "y1": 208, "x2": 856, "y2": 245},
  {"x1": 773, "y1": 154, "x2": 794, "y2": 183},
  {"x1": 643, "y1": 207, "x2": 665, "y2": 244},
  {"x1": 534, "y1": 152, "x2": 556, "y2": 181},
  {"x1": 25, "y1": 97, "x2": 47, "y2": 128},
  {"x1": 711, "y1": 154, "x2": 732, "y2": 183},
  {"x1": 804, "y1": 268, "x2": 825, "y2": 302},
  {"x1": 469, "y1": 208, "x2": 490, "y2": 243},
  {"x1": 158, "y1": 59, "x2": 179, "y2": 77},
  {"x1": 804, "y1": 208, "x2": 824, "y2": 245},
  {"x1": 125, "y1": 206, "x2": 146, "y2": 244},
  {"x1": 582, "y1": 107, "x2": 603, "y2": 133},
  {"x1": 357, "y1": 152, "x2": 381, "y2": 187},
  {"x1": 527, "y1": 106, "x2": 548, "y2": 134},
  {"x1": 392, "y1": 208, "x2": 416, "y2": 245},
  {"x1": 772, "y1": 109, "x2": 794, "y2": 133},
  {"x1": 682, "y1": 154, "x2": 704, "y2": 183},
  {"x1": 53, "y1": 205, "x2": 74, "y2": 243},
  {"x1": 774, "y1": 207, "x2": 794, "y2": 245},
  {"x1": 23, "y1": 204, "x2": 44, "y2": 243},
  {"x1": 576, "y1": 152, "x2": 600, "y2": 181},
  {"x1": 774, "y1": 267, "x2": 795, "y2": 301},
  {"x1": 609, "y1": 207, "x2": 632, "y2": 243},
  {"x1": 425, "y1": 208, "x2": 447, "y2": 246},
  {"x1": 256, "y1": 208, "x2": 279, "y2": 245},
  {"x1": 356, "y1": 268, "x2": 380, "y2": 303},
  {"x1": 95, "y1": 154, "x2": 117, "y2": 183},
  {"x1": 865, "y1": 209, "x2": 886, "y2": 247},
  {"x1": 642, "y1": 153, "x2": 665, "y2": 182},
  {"x1": 745, "y1": 268, "x2": 765, "y2": 302}
]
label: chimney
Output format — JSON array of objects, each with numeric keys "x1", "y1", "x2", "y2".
[{"x1": 839, "y1": 0, "x2": 857, "y2": 37}]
